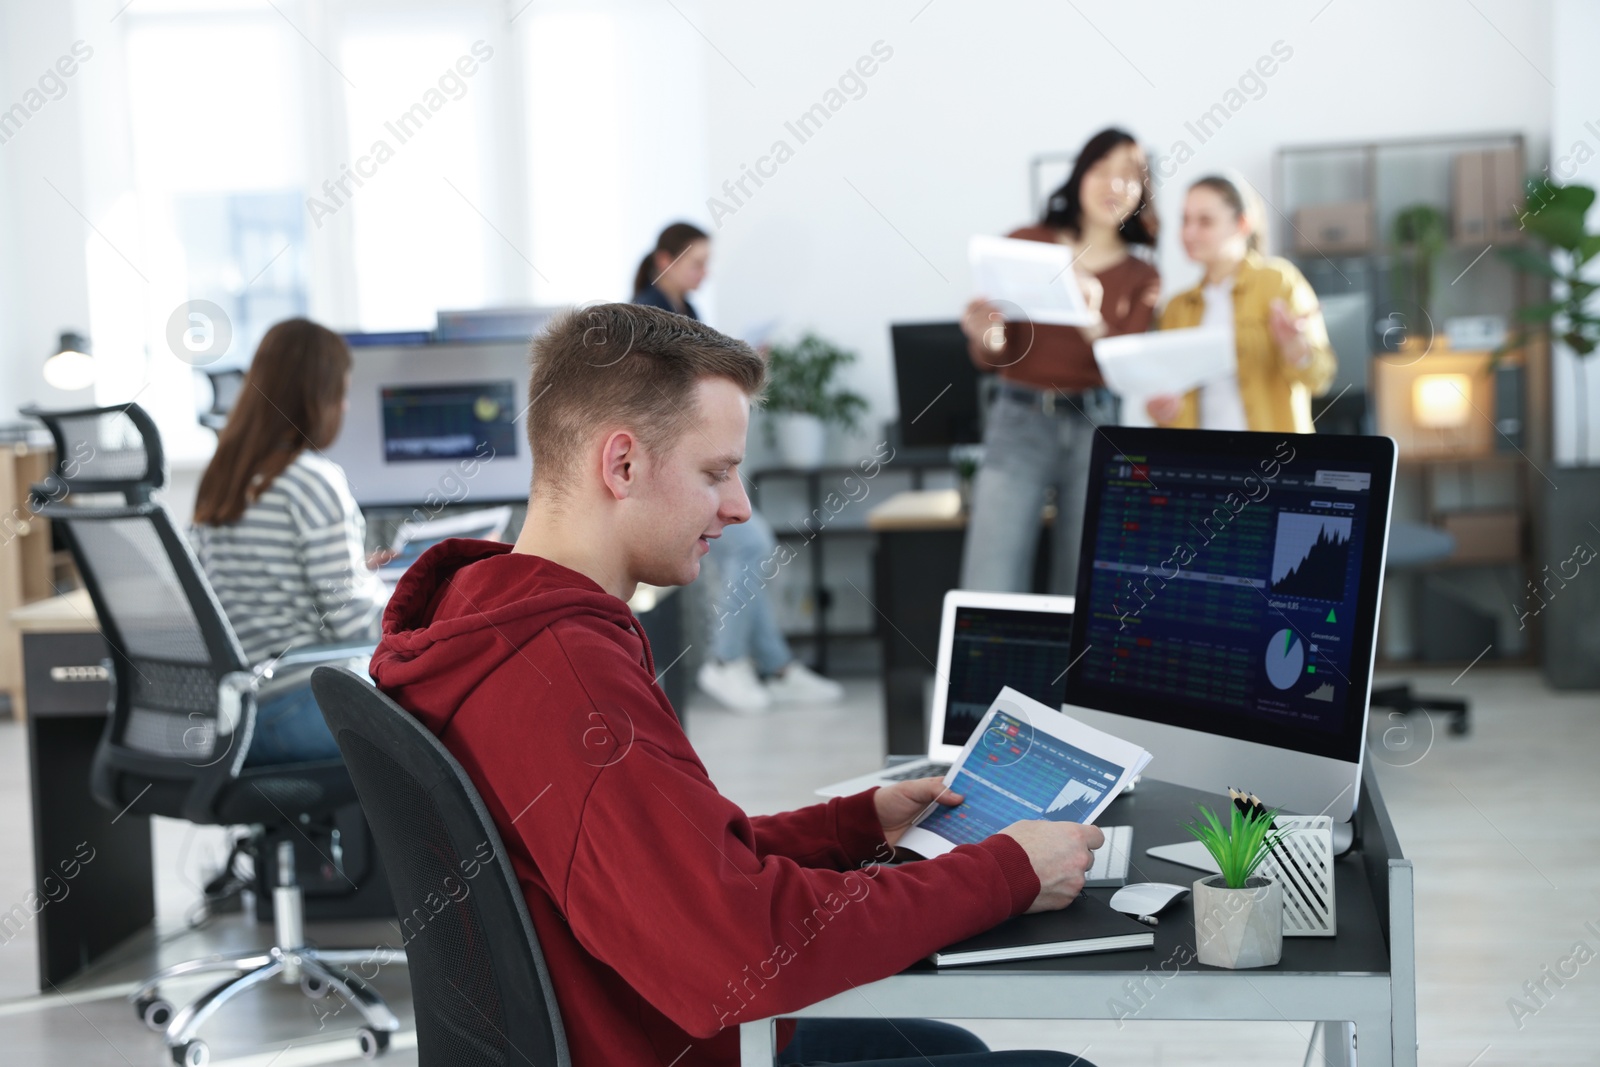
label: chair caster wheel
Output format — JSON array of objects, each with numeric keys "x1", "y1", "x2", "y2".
[
  {"x1": 173, "y1": 1040, "x2": 210, "y2": 1067},
  {"x1": 136, "y1": 995, "x2": 174, "y2": 1032},
  {"x1": 300, "y1": 973, "x2": 331, "y2": 999},
  {"x1": 358, "y1": 1027, "x2": 391, "y2": 1059},
  {"x1": 1449, "y1": 718, "x2": 1469, "y2": 736}
]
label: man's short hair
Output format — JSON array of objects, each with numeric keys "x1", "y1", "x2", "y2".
[{"x1": 527, "y1": 303, "x2": 767, "y2": 497}]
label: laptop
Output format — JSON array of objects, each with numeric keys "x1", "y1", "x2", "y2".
[{"x1": 815, "y1": 590, "x2": 1076, "y2": 797}]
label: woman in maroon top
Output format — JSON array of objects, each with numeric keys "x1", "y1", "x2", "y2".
[{"x1": 959, "y1": 127, "x2": 1161, "y2": 596}]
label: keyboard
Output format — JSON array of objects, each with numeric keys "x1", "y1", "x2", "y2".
[
  {"x1": 1085, "y1": 825, "x2": 1133, "y2": 887},
  {"x1": 881, "y1": 761, "x2": 952, "y2": 782}
]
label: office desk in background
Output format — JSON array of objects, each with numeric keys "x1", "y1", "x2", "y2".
[
  {"x1": 867, "y1": 490, "x2": 1051, "y2": 754},
  {"x1": 12, "y1": 582, "x2": 688, "y2": 989},
  {"x1": 742, "y1": 765, "x2": 1416, "y2": 1067},
  {"x1": 11, "y1": 589, "x2": 153, "y2": 989}
]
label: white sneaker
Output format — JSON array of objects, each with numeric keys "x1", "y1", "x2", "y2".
[
  {"x1": 698, "y1": 657, "x2": 772, "y2": 714},
  {"x1": 766, "y1": 662, "x2": 845, "y2": 705}
]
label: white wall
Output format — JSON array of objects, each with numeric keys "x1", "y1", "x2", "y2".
[
  {"x1": 698, "y1": 0, "x2": 1553, "y2": 458},
  {"x1": 1550, "y1": 0, "x2": 1600, "y2": 466}
]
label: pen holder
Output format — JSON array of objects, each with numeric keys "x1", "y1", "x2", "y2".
[{"x1": 1258, "y1": 815, "x2": 1337, "y2": 937}]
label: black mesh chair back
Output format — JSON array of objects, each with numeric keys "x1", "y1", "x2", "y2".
[
  {"x1": 312, "y1": 666, "x2": 571, "y2": 1067},
  {"x1": 21, "y1": 401, "x2": 166, "y2": 503},
  {"x1": 42, "y1": 499, "x2": 355, "y2": 825}
]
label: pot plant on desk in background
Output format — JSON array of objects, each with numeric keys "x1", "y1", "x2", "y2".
[
  {"x1": 1185, "y1": 801, "x2": 1285, "y2": 969},
  {"x1": 763, "y1": 333, "x2": 869, "y2": 470}
]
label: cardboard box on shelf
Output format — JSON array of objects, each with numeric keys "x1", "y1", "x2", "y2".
[
  {"x1": 1292, "y1": 201, "x2": 1372, "y2": 254},
  {"x1": 1438, "y1": 510, "x2": 1521, "y2": 565}
]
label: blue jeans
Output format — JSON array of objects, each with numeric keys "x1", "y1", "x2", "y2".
[
  {"x1": 960, "y1": 390, "x2": 1110, "y2": 596},
  {"x1": 244, "y1": 684, "x2": 342, "y2": 767},
  {"x1": 708, "y1": 509, "x2": 794, "y2": 676},
  {"x1": 778, "y1": 1018, "x2": 1094, "y2": 1066}
]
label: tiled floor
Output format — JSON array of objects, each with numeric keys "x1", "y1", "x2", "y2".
[{"x1": 0, "y1": 666, "x2": 1594, "y2": 1065}]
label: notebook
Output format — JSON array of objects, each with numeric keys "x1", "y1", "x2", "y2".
[{"x1": 930, "y1": 892, "x2": 1154, "y2": 967}]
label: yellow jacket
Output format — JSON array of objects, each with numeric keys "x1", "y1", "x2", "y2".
[{"x1": 1156, "y1": 252, "x2": 1337, "y2": 433}]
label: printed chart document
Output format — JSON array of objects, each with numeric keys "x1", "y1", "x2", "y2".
[
  {"x1": 969, "y1": 235, "x2": 1094, "y2": 326},
  {"x1": 896, "y1": 687, "x2": 1154, "y2": 859},
  {"x1": 379, "y1": 505, "x2": 514, "y2": 584},
  {"x1": 1093, "y1": 327, "x2": 1234, "y2": 428}
]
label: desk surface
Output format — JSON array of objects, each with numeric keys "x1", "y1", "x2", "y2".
[
  {"x1": 9, "y1": 589, "x2": 96, "y2": 633},
  {"x1": 743, "y1": 769, "x2": 1412, "y2": 1066},
  {"x1": 9, "y1": 582, "x2": 672, "y2": 633},
  {"x1": 867, "y1": 489, "x2": 1056, "y2": 532},
  {"x1": 903, "y1": 778, "x2": 1389, "y2": 978}
]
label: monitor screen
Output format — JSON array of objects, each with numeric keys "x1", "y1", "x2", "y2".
[
  {"x1": 322, "y1": 339, "x2": 534, "y2": 508},
  {"x1": 381, "y1": 382, "x2": 518, "y2": 463},
  {"x1": 1063, "y1": 429, "x2": 1394, "y2": 764},
  {"x1": 942, "y1": 604, "x2": 1075, "y2": 748},
  {"x1": 890, "y1": 322, "x2": 983, "y2": 448}
]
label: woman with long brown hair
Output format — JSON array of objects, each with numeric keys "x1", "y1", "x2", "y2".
[{"x1": 192, "y1": 318, "x2": 386, "y2": 765}]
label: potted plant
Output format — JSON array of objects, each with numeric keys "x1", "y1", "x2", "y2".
[
  {"x1": 951, "y1": 444, "x2": 984, "y2": 513},
  {"x1": 1497, "y1": 179, "x2": 1600, "y2": 690},
  {"x1": 1184, "y1": 802, "x2": 1284, "y2": 969},
  {"x1": 763, "y1": 333, "x2": 869, "y2": 470},
  {"x1": 1391, "y1": 203, "x2": 1447, "y2": 324},
  {"x1": 1498, "y1": 180, "x2": 1599, "y2": 459}
]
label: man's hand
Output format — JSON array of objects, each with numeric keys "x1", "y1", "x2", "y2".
[
  {"x1": 873, "y1": 777, "x2": 963, "y2": 848},
  {"x1": 996, "y1": 820, "x2": 1105, "y2": 913}
]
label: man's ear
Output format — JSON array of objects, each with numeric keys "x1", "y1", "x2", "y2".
[{"x1": 599, "y1": 429, "x2": 639, "y2": 501}]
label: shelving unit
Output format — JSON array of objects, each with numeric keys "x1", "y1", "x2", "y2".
[{"x1": 1275, "y1": 132, "x2": 1550, "y2": 668}]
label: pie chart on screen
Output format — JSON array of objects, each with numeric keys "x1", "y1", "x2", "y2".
[{"x1": 1265, "y1": 629, "x2": 1305, "y2": 690}]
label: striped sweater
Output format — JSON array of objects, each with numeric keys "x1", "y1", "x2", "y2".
[{"x1": 191, "y1": 451, "x2": 386, "y2": 668}]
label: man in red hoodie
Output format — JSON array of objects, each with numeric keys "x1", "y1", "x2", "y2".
[{"x1": 371, "y1": 304, "x2": 1101, "y2": 1066}]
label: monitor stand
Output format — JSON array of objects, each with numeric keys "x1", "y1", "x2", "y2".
[{"x1": 1147, "y1": 820, "x2": 1355, "y2": 873}]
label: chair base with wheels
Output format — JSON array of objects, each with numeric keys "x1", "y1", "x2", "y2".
[
  {"x1": 131, "y1": 840, "x2": 402, "y2": 1067},
  {"x1": 1370, "y1": 682, "x2": 1469, "y2": 736}
]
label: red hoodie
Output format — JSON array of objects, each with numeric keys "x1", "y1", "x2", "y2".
[{"x1": 370, "y1": 540, "x2": 1040, "y2": 1067}]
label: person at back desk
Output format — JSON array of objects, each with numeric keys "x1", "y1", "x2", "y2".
[
  {"x1": 632, "y1": 221, "x2": 845, "y2": 713},
  {"x1": 191, "y1": 318, "x2": 389, "y2": 766},
  {"x1": 960, "y1": 127, "x2": 1161, "y2": 596},
  {"x1": 370, "y1": 304, "x2": 1101, "y2": 1067}
]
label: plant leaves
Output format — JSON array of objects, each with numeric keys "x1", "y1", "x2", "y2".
[{"x1": 1498, "y1": 245, "x2": 1561, "y2": 279}]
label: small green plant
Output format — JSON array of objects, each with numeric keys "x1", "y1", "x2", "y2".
[
  {"x1": 1390, "y1": 203, "x2": 1447, "y2": 316},
  {"x1": 762, "y1": 332, "x2": 869, "y2": 445},
  {"x1": 1183, "y1": 803, "x2": 1283, "y2": 889},
  {"x1": 1497, "y1": 179, "x2": 1600, "y2": 458}
]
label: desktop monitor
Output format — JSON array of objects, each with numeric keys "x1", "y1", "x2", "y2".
[
  {"x1": 890, "y1": 322, "x2": 983, "y2": 449},
  {"x1": 1060, "y1": 427, "x2": 1396, "y2": 822},
  {"x1": 321, "y1": 338, "x2": 535, "y2": 508}
]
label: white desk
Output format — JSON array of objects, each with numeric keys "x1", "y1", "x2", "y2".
[{"x1": 741, "y1": 764, "x2": 1415, "y2": 1066}]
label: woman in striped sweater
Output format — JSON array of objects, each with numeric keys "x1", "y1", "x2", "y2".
[{"x1": 192, "y1": 318, "x2": 388, "y2": 766}]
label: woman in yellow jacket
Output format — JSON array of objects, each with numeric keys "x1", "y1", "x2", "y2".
[{"x1": 1146, "y1": 174, "x2": 1336, "y2": 432}]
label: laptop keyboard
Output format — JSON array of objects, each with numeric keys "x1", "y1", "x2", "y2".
[{"x1": 881, "y1": 761, "x2": 952, "y2": 782}]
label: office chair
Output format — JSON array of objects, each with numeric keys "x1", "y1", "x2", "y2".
[
  {"x1": 311, "y1": 665, "x2": 572, "y2": 1067},
  {"x1": 23, "y1": 403, "x2": 401, "y2": 1067}
]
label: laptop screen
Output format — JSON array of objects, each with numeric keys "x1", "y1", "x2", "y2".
[
  {"x1": 942, "y1": 605, "x2": 1075, "y2": 748},
  {"x1": 1063, "y1": 429, "x2": 1394, "y2": 763}
]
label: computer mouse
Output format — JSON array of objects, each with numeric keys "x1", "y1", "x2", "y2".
[{"x1": 1109, "y1": 882, "x2": 1190, "y2": 923}]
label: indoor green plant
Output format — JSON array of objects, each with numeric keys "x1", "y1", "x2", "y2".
[
  {"x1": 1497, "y1": 179, "x2": 1600, "y2": 459},
  {"x1": 1184, "y1": 802, "x2": 1285, "y2": 968},
  {"x1": 762, "y1": 333, "x2": 869, "y2": 469},
  {"x1": 1391, "y1": 203, "x2": 1447, "y2": 320}
]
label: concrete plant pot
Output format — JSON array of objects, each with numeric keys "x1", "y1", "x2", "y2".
[
  {"x1": 1193, "y1": 875, "x2": 1283, "y2": 969},
  {"x1": 773, "y1": 413, "x2": 827, "y2": 469}
]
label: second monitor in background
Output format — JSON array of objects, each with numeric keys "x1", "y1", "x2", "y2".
[
  {"x1": 324, "y1": 336, "x2": 534, "y2": 508},
  {"x1": 890, "y1": 322, "x2": 984, "y2": 449}
]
